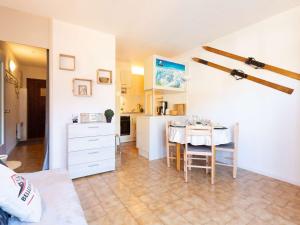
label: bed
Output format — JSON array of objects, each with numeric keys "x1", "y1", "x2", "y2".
[{"x1": 8, "y1": 170, "x2": 87, "y2": 225}]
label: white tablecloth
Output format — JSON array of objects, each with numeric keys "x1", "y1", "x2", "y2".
[{"x1": 169, "y1": 126, "x2": 232, "y2": 146}]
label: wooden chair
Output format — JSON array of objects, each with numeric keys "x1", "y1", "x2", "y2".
[
  {"x1": 165, "y1": 121, "x2": 176, "y2": 167},
  {"x1": 184, "y1": 125, "x2": 216, "y2": 184},
  {"x1": 215, "y1": 123, "x2": 239, "y2": 178}
]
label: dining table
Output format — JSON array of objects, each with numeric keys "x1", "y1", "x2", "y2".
[{"x1": 168, "y1": 125, "x2": 232, "y2": 171}]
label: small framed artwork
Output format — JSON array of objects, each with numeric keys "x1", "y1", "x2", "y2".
[
  {"x1": 59, "y1": 54, "x2": 75, "y2": 71},
  {"x1": 97, "y1": 69, "x2": 112, "y2": 84},
  {"x1": 73, "y1": 79, "x2": 92, "y2": 97}
]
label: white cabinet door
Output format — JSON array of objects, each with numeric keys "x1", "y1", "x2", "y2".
[{"x1": 120, "y1": 70, "x2": 132, "y2": 88}]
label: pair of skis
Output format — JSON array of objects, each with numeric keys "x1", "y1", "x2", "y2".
[{"x1": 192, "y1": 46, "x2": 299, "y2": 94}]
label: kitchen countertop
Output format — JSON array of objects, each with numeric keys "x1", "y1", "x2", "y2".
[{"x1": 121, "y1": 112, "x2": 145, "y2": 115}]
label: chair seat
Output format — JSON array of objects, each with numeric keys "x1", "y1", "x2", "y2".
[
  {"x1": 216, "y1": 142, "x2": 235, "y2": 150},
  {"x1": 186, "y1": 144, "x2": 212, "y2": 155}
]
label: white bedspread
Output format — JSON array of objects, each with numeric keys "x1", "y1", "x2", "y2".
[{"x1": 8, "y1": 170, "x2": 87, "y2": 225}]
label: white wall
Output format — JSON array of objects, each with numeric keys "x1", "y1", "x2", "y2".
[
  {"x1": 0, "y1": 6, "x2": 49, "y2": 49},
  {"x1": 177, "y1": 6, "x2": 300, "y2": 185},
  {"x1": 49, "y1": 20, "x2": 116, "y2": 169},
  {"x1": 21, "y1": 65, "x2": 47, "y2": 87}
]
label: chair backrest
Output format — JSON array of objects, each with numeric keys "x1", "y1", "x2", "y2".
[
  {"x1": 185, "y1": 125, "x2": 214, "y2": 151},
  {"x1": 233, "y1": 123, "x2": 239, "y2": 149},
  {"x1": 165, "y1": 121, "x2": 172, "y2": 147}
]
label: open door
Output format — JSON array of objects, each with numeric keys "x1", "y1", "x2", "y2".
[{"x1": 27, "y1": 78, "x2": 46, "y2": 139}]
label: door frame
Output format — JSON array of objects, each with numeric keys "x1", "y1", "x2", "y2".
[{"x1": 0, "y1": 59, "x2": 4, "y2": 148}]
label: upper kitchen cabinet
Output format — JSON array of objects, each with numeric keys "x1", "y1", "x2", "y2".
[
  {"x1": 144, "y1": 55, "x2": 187, "y2": 92},
  {"x1": 120, "y1": 70, "x2": 132, "y2": 88}
]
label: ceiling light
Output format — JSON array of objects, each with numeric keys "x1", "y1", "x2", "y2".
[
  {"x1": 9, "y1": 60, "x2": 16, "y2": 72},
  {"x1": 131, "y1": 66, "x2": 144, "y2": 75}
]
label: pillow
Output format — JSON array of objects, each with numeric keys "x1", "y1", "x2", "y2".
[
  {"x1": 0, "y1": 164, "x2": 42, "y2": 222},
  {"x1": 0, "y1": 208, "x2": 10, "y2": 225}
]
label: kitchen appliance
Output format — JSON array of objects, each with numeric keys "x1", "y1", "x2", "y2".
[
  {"x1": 157, "y1": 101, "x2": 168, "y2": 115},
  {"x1": 120, "y1": 116, "x2": 130, "y2": 136}
]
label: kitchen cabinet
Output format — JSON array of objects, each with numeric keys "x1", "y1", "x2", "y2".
[{"x1": 120, "y1": 70, "x2": 132, "y2": 88}]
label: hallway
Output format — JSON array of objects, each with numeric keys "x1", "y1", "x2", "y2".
[{"x1": 7, "y1": 139, "x2": 44, "y2": 172}]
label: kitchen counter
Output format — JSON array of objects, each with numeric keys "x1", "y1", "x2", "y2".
[
  {"x1": 121, "y1": 112, "x2": 144, "y2": 115},
  {"x1": 136, "y1": 115, "x2": 187, "y2": 160}
]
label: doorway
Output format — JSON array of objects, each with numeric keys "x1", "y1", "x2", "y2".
[{"x1": 0, "y1": 41, "x2": 48, "y2": 172}]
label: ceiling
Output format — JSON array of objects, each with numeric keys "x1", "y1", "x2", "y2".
[
  {"x1": 0, "y1": 0, "x2": 300, "y2": 63},
  {"x1": 6, "y1": 42, "x2": 47, "y2": 67}
]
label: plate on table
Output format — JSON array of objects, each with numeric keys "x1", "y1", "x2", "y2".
[
  {"x1": 170, "y1": 124, "x2": 186, "y2": 128},
  {"x1": 170, "y1": 121, "x2": 186, "y2": 128},
  {"x1": 214, "y1": 125, "x2": 228, "y2": 129}
]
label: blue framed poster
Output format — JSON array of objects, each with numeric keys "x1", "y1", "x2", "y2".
[{"x1": 155, "y1": 58, "x2": 185, "y2": 89}]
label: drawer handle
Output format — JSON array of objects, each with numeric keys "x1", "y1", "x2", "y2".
[
  {"x1": 88, "y1": 151, "x2": 99, "y2": 155},
  {"x1": 88, "y1": 164, "x2": 99, "y2": 168},
  {"x1": 88, "y1": 126, "x2": 99, "y2": 129},
  {"x1": 88, "y1": 139, "x2": 99, "y2": 142}
]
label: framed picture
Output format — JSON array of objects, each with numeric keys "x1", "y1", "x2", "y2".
[
  {"x1": 59, "y1": 54, "x2": 75, "y2": 71},
  {"x1": 97, "y1": 69, "x2": 112, "y2": 84},
  {"x1": 73, "y1": 79, "x2": 92, "y2": 97}
]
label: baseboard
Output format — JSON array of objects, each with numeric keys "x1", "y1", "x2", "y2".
[{"x1": 238, "y1": 165, "x2": 300, "y2": 187}]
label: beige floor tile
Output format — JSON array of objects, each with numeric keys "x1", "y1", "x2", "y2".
[
  {"x1": 182, "y1": 208, "x2": 211, "y2": 224},
  {"x1": 84, "y1": 205, "x2": 106, "y2": 223},
  {"x1": 126, "y1": 202, "x2": 152, "y2": 219},
  {"x1": 135, "y1": 213, "x2": 164, "y2": 225},
  {"x1": 69, "y1": 142, "x2": 300, "y2": 225},
  {"x1": 88, "y1": 215, "x2": 112, "y2": 225}
]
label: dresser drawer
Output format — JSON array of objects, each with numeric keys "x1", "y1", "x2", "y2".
[
  {"x1": 68, "y1": 147, "x2": 115, "y2": 166},
  {"x1": 69, "y1": 159, "x2": 115, "y2": 179},
  {"x1": 68, "y1": 135, "x2": 114, "y2": 152},
  {"x1": 68, "y1": 123, "x2": 114, "y2": 138}
]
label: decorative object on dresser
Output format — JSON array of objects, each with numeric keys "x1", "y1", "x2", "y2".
[
  {"x1": 104, "y1": 109, "x2": 114, "y2": 123},
  {"x1": 97, "y1": 69, "x2": 112, "y2": 84},
  {"x1": 73, "y1": 79, "x2": 92, "y2": 97},
  {"x1": 67, "y1": 123, "x2": 115, "y2": 179},
  {"x1": 59, "y1": 54, "x2": 75, "y2": 71},
  {"x1": 80, "y1": 113, "x2": 104, "y2": 123}
]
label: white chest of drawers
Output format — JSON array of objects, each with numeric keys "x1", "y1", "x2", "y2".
[{"x1": 67, "y1": 123, "x2": 115, "y2": 179}]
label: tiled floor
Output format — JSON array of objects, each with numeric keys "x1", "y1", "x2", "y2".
[
  {"x1": 73, "y1": 142, "x2": 300, "y2": 225},
  {"x1": 8, "y1": 139, "x2": 44, "y2": 173}
]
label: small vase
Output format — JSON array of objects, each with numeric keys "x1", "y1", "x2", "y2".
[{"x1": 106, "y1": 117, "x2": 112, "y2": 123}]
